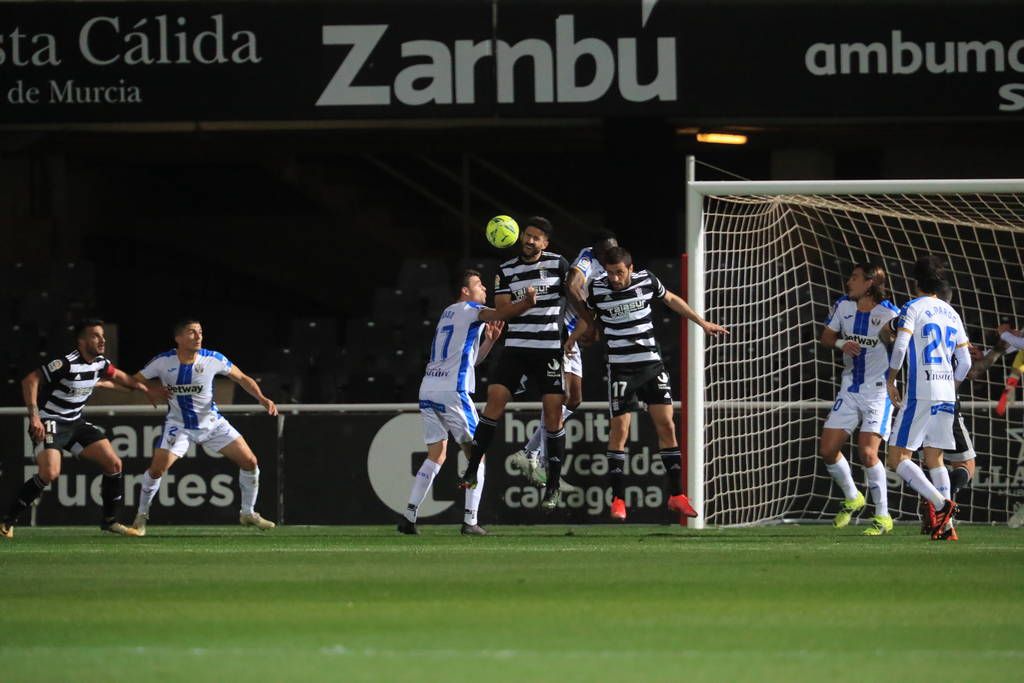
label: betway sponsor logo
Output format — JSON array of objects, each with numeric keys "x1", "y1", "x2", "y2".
[
  {"x1": 845, "y1": 334, "x2": 879, "y2": 348},
  {"x1": 169, "y1": 384, "x2": 203, "y2": 395},
  {"x1": 317, "y1": 15, "x2": 677, "y2": 107}
]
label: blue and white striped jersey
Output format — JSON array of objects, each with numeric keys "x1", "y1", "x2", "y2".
[
  {"x1": 141, "y1": 349, "x2": 233, "y2": 429},
  {"x1": 824, "y1": 297, "x2": 899, "y2": 394},
  {"x1": 419, "y1": 301, "x2": 485, "y2": 394}
]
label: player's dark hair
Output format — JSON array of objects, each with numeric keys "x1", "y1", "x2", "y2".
[
  {"x1": 173, "y1": 318, "x2": 202, "y2": 336},
  {"x1": 525, "y1": 216, "x2": 553, "y2": 236},
  {"x1": 73, "y1": 318, "x2": 104, "y2": 338},
  {"x1": 592, "y1": 232, "x2": 619, "y2": 262},
  {"x1": 603, "y1": 246, "x2": 633, "y2": 267},
  {"x1": 458, "y1": 269, "x2": 482, "y2": 294},
  {"x1": 937, "y1": 282, "x2": 953, "y2": 303},
  {"x1": 854, "y1": 261, "x2": 887, "y2": 302},
  {"x1": 912, "y1": 255, "x2": 948, "y2": 294}
]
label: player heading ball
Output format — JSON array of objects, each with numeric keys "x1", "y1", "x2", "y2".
[{"x1": 580, "y1": 247, "x2": 728, "y2": 522}]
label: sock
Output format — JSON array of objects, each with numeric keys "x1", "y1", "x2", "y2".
[
  {"x1": 825, "y1": 455, "x2": 860, "y2": 500},
  {"x1": 100, "y1": 472, "x2": 124, "y2": 524},
  {"x1": 545, "y1": 428, "x2": 566, "y2": 492},
  {"x1": 607, "y1": 451, "x2": 626, "y2": 500},
  {"x1": 137, "y1": 471, "x2": 162, "y2": 515},
  {"x1": 3, "y1": 475, "x2": 47, "y2": 526},
  {"x1": 465, "y1": 416, "x2": 498, "y2": 475},
  {"x1": 239, "y1": 467, "x2": 260, "y2": 516},
  {"x1": 950, "y1": 466, "x2": 971, "y2": 499},
  {"x1": 531, "y1": 407, "x2": 573, "y2": 463},
  {"x1": 865, "y1": 462, "x2": 889, "y2": 517},
  {"x1": 464, "y1": 461, "x2": 486, "y2": 526},
  {"x1": 929, "y1": 466, "x2": 951, "y2": 502},
  {"x1": 896, "y1": 460, "x2": 945, "y2": 508},
  {"x1": 659, "y1": 448, "x2": 684, "y2": 496},
  {"x1": 524, "y1": 417, "x2": 545, "y2": 456},
  {"x1": 405, "y1": 459, "x2": 441, "y2": 523}
]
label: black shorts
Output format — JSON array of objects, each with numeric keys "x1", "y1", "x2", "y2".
[
  {"x1": 39, "y1": 418, "x2": 107, "y2": 454},
  {"x1": 607, "y1": 361, "x2": 673, "y2": 417},
  {"x1": 949, "y1": 401, "x2": 975, "y2": 460},
  {"x1": 492, "y1": 347, "x2": 565, "y2": 396}
]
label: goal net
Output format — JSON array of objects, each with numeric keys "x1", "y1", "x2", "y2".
[{"x1": 685, "y1": 172, "x2": 1024, "y2": 528}]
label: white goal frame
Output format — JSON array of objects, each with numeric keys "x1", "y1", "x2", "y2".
[{"x1": 684, "y1": 156, "x2": 1024, "y2": 529}]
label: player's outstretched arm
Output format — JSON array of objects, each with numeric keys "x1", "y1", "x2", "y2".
[
  {"x1": 21, "y1": 370, "x2": 44, "y2": 442},
  {"x1": 481, "y1": 288, "x2": 537, "y2": 322},
  {"x1": 966, "y1": 343, "x2": 1005, "y2": 380},
  {"x1": 477, "y1": 320, "x2": 504, "y2": 365},
  {"x1": 109, "y1": 368, "x2": 167, "y2": 407},
  {"x1": 227, "y1": 365, "x2": 278, "y2": 416},
  {"x1": 661, "y1": 290, "x2": 728, "y2": 337},
  {"x1": 997, "y1": 323, "x2": 1024, "y2": 351},
  {"x1": 565, "y1": 268, "x2": 589, "y2": 321}
]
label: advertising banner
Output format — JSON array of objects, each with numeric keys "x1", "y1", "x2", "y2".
[
  {"x1": 283, "y1": 408, "x2": 681, "y2": 525},
  {"x1": 1, "y1": 1, "x2": 1022, "y2": 124},
  {"x1": 0, "y1": 404, "x2": 1019, "y2": 526},
  {"x1": 0, "y1": 413, "x2": 279, "y2": 525}
]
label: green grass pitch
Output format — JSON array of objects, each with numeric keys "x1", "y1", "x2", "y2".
[{"x1": 1, "y1": 524, "x2": 1022, "y2": 682}]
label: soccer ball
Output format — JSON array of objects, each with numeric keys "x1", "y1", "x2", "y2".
[{"x1": 485, "y1": 215, "x2": 519, "y2": 248}]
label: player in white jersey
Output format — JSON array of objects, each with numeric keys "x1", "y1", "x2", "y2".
[
  {"x1": 883, "y1": 285, "x2": 1007, "y2": 537},
  {"x1": 398, "y1": 270, "x2": 537, "y2": 536},
  {"x1": 886, "y1": 256, "x2": 972, "y2": 540},
  {"x1": 508, "y1": 234, "x2": 618, "y2": 489},
  {"x1": 819, "y1": 263, "x2": 899, "y2": 535},
  {"x1": 129, "y1": 319, "x2": 278, "y2": 534}
]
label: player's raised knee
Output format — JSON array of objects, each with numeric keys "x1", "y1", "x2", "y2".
[{"x1": 37, "y1": 464, "x2": 60, "y2": 483}]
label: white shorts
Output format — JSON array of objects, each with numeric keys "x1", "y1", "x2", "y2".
[
  {"x1": 158, "y1": 417, "x2": 242, "y2": 457},
  {"x1": 888, "y1": 400, "x2": 956, "y2": 452},
  {"x1": 564, "y1": 344, "x2": 583, "y2": 379},
  {"x1": 419, "y1": 390, "x2": 479, "y2": 445},
  {"x1": 823, "y1": 390, "x2": 895, "y2": 438}
]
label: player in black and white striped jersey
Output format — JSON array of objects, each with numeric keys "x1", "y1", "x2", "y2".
[
  {"x1": 582, "y1": 247, "x2": 728, "y2": 521},
  {"x1": 458, "y1": 216, "x2": 574, "y2": 510},
  {"x1": 1, "y1": 319, "x2": 165, "y2": 539}
]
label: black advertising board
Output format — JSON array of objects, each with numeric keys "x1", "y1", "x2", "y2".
[
  {"x1": 0, "y1": 413, "x2": 279, "y2": 525},
  {"x1": 1, "y1": 404, "x2": 1020, "y2": 526},
  {"x1": 1, "y1": 1, "x2": 1022, "y2": 125},
  {"x1": 282, "y1": 409, "x2": 680, "y2": 525}
]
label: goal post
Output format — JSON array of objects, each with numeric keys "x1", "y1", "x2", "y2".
[{"x1": 685, "y1": 157, "x2": 1024, "y2": 528}]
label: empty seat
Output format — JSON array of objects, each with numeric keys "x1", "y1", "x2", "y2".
[
  {"x1": 340, "y1": 372, "x2": 399, "y2": 403},
  {"x1": 288, "y1": 318, "x2": 339, "y2": 362},
  {"x1": 371, "y1": 288, "x2": 409, "y2": 327},
  {"x1": 398, "y1": 258, "x2": 450, "y2": 290},
  {"x1": 646, "y1": 258, "x2": 680, "y2": 287}
]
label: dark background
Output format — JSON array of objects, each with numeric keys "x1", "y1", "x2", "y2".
[{"x1": 1, "y1": 0, "x2": 1023, "y2": 405}]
